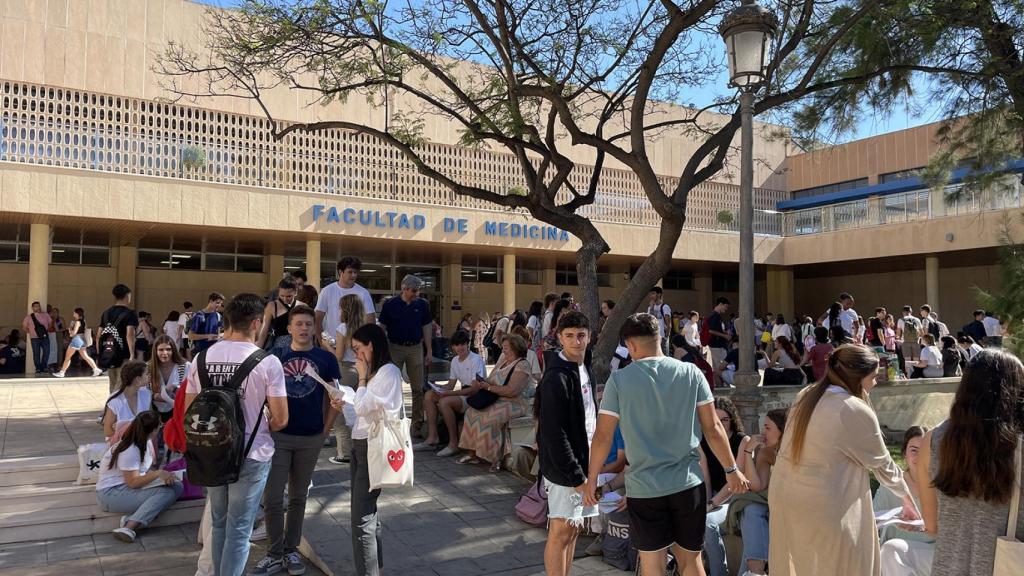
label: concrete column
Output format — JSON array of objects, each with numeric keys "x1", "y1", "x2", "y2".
[
  {"x1": 115, "y1": 243, "x2": 138, "y2": 290},
  {"x1": 766, "y1": 266, "x2": 794, "y2": 321},
  {"x1": 541, "y1": 257, "x2": 557, "y2": 296},
  {"x1": 925, "y1": 255, "x2": 940, "y2": 311},
  {"x1": 26, "y1": 223, "x2": 50, "y2": 374},
  {"x1": 503, "y1": 253, "x2": 516, "y2": 314},
  {"x1": 442, "y1": 254, "x2": 463, "y2": 332},
  {"x1": 306, "y1": 239, "x2": 321, "y2": 289},
  {"x1": 266, "y1": 239, "x2": 284, "y2": 291},
  {"x1": 695, "y1": 269, "x2": 713, "y2": 315}
]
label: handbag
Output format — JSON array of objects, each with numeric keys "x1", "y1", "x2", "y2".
[
  {"x1": 467, "y1": 358, "x2": 523, "y2": 410},
  {"x1": 994, "y1": 434, "x2": 1024, "y2": 574},
  {"x1": 367, "y1": 403, "x2": 414, "y2": 490},
  {"x1": 164, "y1": 457, "x2": 205, "y2": 501},
  {"x1": 515, "y1": 477, "x2": 548, "y2": 527}
]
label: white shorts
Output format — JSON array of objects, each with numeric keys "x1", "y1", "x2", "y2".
[{"x1": 544, "y1": 477, "x2": 598, "y2": 527}]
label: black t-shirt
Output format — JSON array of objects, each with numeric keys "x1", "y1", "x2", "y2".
[
  {"x1": 99, "y1": 305, "x2": 139, "y2": 366},
  {"x1": 868, "y1": 317, "x2": 884, "y2": 346},
  {"x1": 701, "y1": 432, "x2": 746, "y2": 494},
  {"x1": 708, "y1": 311, "x2": 728, "y2": 348},
  {"x1": 0, "y1": 345, "x2": 25, "y2": 374}
]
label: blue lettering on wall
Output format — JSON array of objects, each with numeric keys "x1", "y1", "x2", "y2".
[
  {"x1": 313, "y1": 205, "x2": 565, "y2": 242},
  {"x1": 327, "y1": 207, "x2": 341, "y2": 223},
  {"x1": 484, "y1": 222, "x2": 498, "y2": 235},
  {"x1": 397, "y1": 214, "x2": 411, "y2": 229},
  {"x1": 457, "y1": 219, "x2": 468, "y2": 233},
  {"x1": 342, "y1": 208, "x2": 356, "y2": 224},
  {"x1": 413, "y1": 215, "x2": 426, "y2": 230}
]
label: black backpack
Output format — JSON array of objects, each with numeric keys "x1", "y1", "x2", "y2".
[
  {"x1": 602, "y1": 508, "x2": 638, "y2": 571},
  {"x1": 482, "y1": 319, "x2": 501, "y2": 358},
  {"x1": 613, "y1": 349, "x2": 632, "y2": 370},
  {"x1": 184, "y1": 348, "x2": 269, "y2": 487},
  {"x1": 96, "y1": 308, "x2": 129, "y2": 369}
]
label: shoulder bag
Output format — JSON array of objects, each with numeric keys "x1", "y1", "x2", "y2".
[
  {"x1": 467, "y1": 359, "x2": 523, "y2": 410},
  {"x1": 994, "y1": 434, "x2": 1024, "y2": 574}
]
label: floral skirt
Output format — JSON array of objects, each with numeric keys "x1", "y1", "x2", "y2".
[{"x1": 458, "y1": 396, "x2": 528, "y2": 464}]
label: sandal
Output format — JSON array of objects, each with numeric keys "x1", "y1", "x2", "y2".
[
  {"x1": 456, "y1": 455, "x2": 484, "y2": 465},
  {"x1": 488, "y1": 462, "x2": 502, "y2": 473}
]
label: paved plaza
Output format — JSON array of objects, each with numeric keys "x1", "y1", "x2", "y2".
[{"x1": 0, "y1": 378, "x2": 621, "y2": 576}]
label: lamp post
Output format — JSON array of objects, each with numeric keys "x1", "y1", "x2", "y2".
[{"x1": 719, "y1": 0, "x2": 778, "y2": 433}]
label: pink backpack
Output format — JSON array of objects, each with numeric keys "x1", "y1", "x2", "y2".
[{"x1": 515, "y1": 477, "x2": 548, "y2": 527}]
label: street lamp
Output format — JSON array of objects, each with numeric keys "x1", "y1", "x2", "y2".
[{"x1": 719, "y1": 0, "x2": 777, "y2": 432}]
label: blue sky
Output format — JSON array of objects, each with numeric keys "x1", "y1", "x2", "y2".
[{"x1": 192, "y1": 0, "x2": 939, "y2": 144}]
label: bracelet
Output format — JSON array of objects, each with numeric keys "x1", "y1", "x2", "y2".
[
  {"x1": 744, "y1": 450, "x2": 754, "y2": 455},
  {"x1": 723, "y1": 465, "x2": 738, "y2": 475}
]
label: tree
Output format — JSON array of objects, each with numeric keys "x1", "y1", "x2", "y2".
[
  {"x1": 158, "y1": 0, "x2": 937, "y2": 383},
  {"x1": 978, "y1": 216, "x2": 1024, "y2": 358}
]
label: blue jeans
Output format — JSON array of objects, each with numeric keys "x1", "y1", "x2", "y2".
[
  {"x1": 208, "y1": 458, "x2": 272, "y2": 576},
  {"x1": 31, "y1": 337, "x2": 49, "y2": 372},
  {"x1": 97, "y1": 481, "x2": 183, "y2": 527},
  {"x1": 704, "y1": 503, "x2": 730, "y2": 576},
  {"x1": 740, "y1": 503, "x2": 770, "y2": 566}
]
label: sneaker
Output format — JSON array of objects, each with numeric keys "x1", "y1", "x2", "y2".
[
  {"x1": 323, "y1": 436, "x2": 337, "y2": 447},
  {"x1": 412, "y1": 442, "x2": 438, "y2": 452},
  {"x1": 740, "y1": 572, "x2": 766, "y2": 576},
  {"x1": 120, "y1": 515, "x2": 129, "y2": 528},
  {"x1": 52, "y1": 372, "x2": 65, "y2": 378},
  {"x1": 584, "y1": 535, "x2": 603, "y2": 556},
  {"x1": 251, "y1": 555, "x2": 284, "y2": 576},
  {"x1": 435, "y1": 446, "x2": 459, "y2": 457},
  {"x1": 249, "y1": 523, "x2": 268, "y2": 542},
  {"x1": 328, "y1": 456, "x2": 350, "y2": 465},
  {"x1": 93, "y1": 368, "x2": 103, "y2": 377},
  {"x1": 284, "y1": 552, "x2": 306, "y2": 575},
  {"x1": 111, "y1": 527, "x2": 136, "y2": 543}
]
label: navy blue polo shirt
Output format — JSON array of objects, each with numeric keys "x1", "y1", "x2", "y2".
[{"x1": 379, "y1": 296, "x2": 432, "y2": 345}]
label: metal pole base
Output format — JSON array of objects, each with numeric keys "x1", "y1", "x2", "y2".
[{"x1": 731, "y1": 370, "x2": 764, "y2": 434}]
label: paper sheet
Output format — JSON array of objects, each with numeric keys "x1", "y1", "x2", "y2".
[
  {"x1": 874, "y1": 507, "x2": 925, "y2": 529},
  {"x1": 143, "y1": 469, "x2": 184, "y2": 490},
  {"x1": 303, "y1": 365, "x2": 356, "y2": 404}
]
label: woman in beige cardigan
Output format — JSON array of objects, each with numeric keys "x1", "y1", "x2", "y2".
[{"x1": 769, "y1": 345, "x2": 919, "y2": 575}]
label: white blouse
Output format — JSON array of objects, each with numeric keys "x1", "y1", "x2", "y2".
[
  {"x1": 152, "y1": 363, "x2": 187, "y2": 413},
  {"x1": 351, "y1": 363, "x2": 405, "y2": 440},
  {"x1": 106, "y1": 388, "x2": 153, "y2": 425}
]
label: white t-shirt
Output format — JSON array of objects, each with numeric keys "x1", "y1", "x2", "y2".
[
  {"x1": 771, "y1": 323, "x2": 793, "y2": 341},
  {"x1": 494, "y1": 316, "x2": 511, "y2": 342},
  {"x1": 966, "y1": 343, "x2": 983, "y2": 359},
  {"x1": 527, "y1": 316, "x2": 541, "y2": 347},
  {"x1": 824, "y1": 308, "x2": 858, "y2": 334},
  {"x1": 526, "y1": 349, "x2": 541, "y2": 380},
  {"x1": 95, "y1": 441, "x2": 155, "y2": 491},
  {"x1": 610, "y1": 345, "x2": 630, "y2": 372},
  {"x1": 335, "y1": 322, "x2": 357, "y2": 363},
  {"x1": 920, "y1": 345, "x2": 942, "y2": 367},
  {"x1": 178, "y1": 312, "x2": 193, "y2": 342},
  {"x1": 316, "y1": 282, "x2": 376, "y2": 338},
  {"x1": 983, "y1": 316, "x2": 1002, "y2": 337},
  {"x1": 163, "y1": 320, "x2": 180, "y2": 347},
  {"x1": 562, "y1": 352, "x2": 596, "y2": 444},
  {"x1": 684, "y1": 322, "x2": 701, "y2": 348},
  {"x1": 352, "y1": 363, "x2": 405, "y2": 440},
  {"x1": 185, "y1": 341, "x2": 287, "y2": 463},
  {"x1": 648, "y1": 302, "x2": 672, "y2": 339},
  {"x1": 541, "y1": 310, "x2": 554, "y2": 338},
  {"x1": 153, "y1": 363, "x2": 188, "y2": 413},
  {"x1": 449, "y1": 351, "x2": 486, "y2": 389},
  {"x1": 106, "y1": 389, "x2": 153, "y2": 425}
]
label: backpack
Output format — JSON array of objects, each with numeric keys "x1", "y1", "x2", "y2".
[
  {"x1": 699, "y1": 317, "x2": 712, "y2": 347},
  {"x1": 96, "y1": 308, "x2": 130, "y2": 369},
  {"x1": 612, "y1": 349, "x2": 632, "y2": 371},
  {"x1": 602, "y1": 508, "x2": 638, "y2": 571},
  {"x1": 184, "y1": 348, "x2": 269, "y2": 487},
  {"x1": 901, "y1": 316, "x2": 922, "y2": 343},
  {"x1": 927, "y1": 319, "x2": 941, "y2": 340},
  {"x1": 482, "y1": 319, "x2": 501, "y2": 357}
]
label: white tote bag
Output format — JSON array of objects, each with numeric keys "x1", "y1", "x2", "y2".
[
  {"x1": 366, "y1": 405, "x2": 414, "y2": 491},
  {"x1": 994, "y1": 434, "x2": 1024, "y2": 575}
]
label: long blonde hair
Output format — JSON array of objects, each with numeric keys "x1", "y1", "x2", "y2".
[
  {"x1": 339, "y1": 294, "x2": 369, "y2": 332},
  {"x1": 786, "y1": 344, "x2": 878, "y2": 464}
]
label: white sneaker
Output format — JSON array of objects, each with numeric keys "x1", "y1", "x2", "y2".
[
  {"x1": 435, "y1": 446, "x2": 459, "y2": 457},
  {"x1": 741, "y1": 571, "x2": 766, "y2": 576},
  {"x1": 93, "y1": 368, "x2": 103, "y2": 377},
  {"x1": 52, "y1": 372, "x2": 65, "y2": 378},
  {"x1": 111, "y1": 527, "x2": 136, "y2": 543},
  {"x1": 250, "y1": 523, "x2": 268, "y2": 542}
]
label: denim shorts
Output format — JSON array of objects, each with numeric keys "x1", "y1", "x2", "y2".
[
  {"x1": 69, "y1": 335, "x2": 86, "y2": 350},
  {"x1": 544, "y1": 477, "x2": 598, "y2": 526}
]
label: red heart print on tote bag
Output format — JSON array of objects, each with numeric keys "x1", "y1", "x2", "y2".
[{"x1": 387, "y1": 449, "x2": 406, "y2": 472}]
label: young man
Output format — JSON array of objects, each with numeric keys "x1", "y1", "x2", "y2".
[
  {"x1": 22, "y1": 301, "x2": 53, "y2": 374},
  {"x1": 962, "y1": 309, "x2": 987, "y2": 345},
  {"x1": 896, "y1": 305, "x2": 923, "y2": 368},
  {"x1": 537, "y1": 311, "x2": 597, "y2": 576},
  {"x1": 315, "y1": 257, "x2": 376, "y2": 344},
  {"x1": 184, "y1": 293, "x2": 289, "y2": 576},
  {"x1": 868, "y1": 307, "x2": 887, "y2": 348},
  {"x1": 378, "y1": 274, "x2": 433, "y2": 438},
  {"x1": 97, "y1": 284, "x2": 139, "y2": 391},
  {"x1": 258, "y1": 277, "x2": 302, "y2": 350},
  {"x1": 290, "y1": 270, "x2": 319, "y2": 314},
  {"x1": 982, "y1": 311, "x2": 1003, "y2": 347},
  {"x1": 189, "y1": 293, "x2": 226, "y2": 355},
  {"x1": 413, "y1": 329, "x2": 485, "y2": 455},
  {"x1": 707, "y1": 297, "x2": 731, "y2": 387},
  {"x1": 647, "y1": 286, "x2": 672, "y2": 355},
  {"x1": 819, "y1": 292, "x2": 859, "y2": 338},
  {"x1": 585, "y1": 313, "x2": 749, "y2": 576},
  {"x1": 178, "y1": 301, "x2": 195, "y2": 359},
  {"x1": 253, "y1": 305, "x2": 340, "y2": 576},
  {"x1": 541, "y1": 292, "x2": 559, "y2": 339}
]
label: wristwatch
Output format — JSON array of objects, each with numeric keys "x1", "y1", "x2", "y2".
[{"x1": 723, "y1": 465, "x2": 738, "y2": 475}]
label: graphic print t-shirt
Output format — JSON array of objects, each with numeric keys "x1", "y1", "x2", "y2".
[
  {"x1": 185, "y1": 341, "x2": 287, "y2": 462},
  {"x1": 272, "y1": 346, "x2": 341, "y2": 436}
]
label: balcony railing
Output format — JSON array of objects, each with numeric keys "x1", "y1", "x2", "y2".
[
  {"x1": 782, "y1": 179, "x2": 1024, "y2": 236},
  {"x1": 0, "y1": 115, "x2": 787, "y2": 234}
]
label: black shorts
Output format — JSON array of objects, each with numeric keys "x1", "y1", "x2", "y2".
[{"x1": 627, "y1": 484, "x2": 707, "y2": 552}]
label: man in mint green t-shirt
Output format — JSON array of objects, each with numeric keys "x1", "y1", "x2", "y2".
[{"x1": 586, "y1": 313, "x2": 748, "y2": 576}]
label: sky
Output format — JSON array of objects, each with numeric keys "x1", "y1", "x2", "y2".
[{"x1": 192, "y1": 0, "x2": 941, "y2": 145}]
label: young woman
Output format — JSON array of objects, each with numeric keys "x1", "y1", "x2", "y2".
[
  {"x1": 95, "y1": 410, "x2": 183, "y2": 543},
  {"x1": 473, "y1": 312, "x2": 490, "y2": 363},
  {"x1": 53, "y1": 308, "x2": 102, "y2": 378},
  {"x1": 800, "y1": 316, "x2": 816, "y2": 353},
  {"x1": 330, "y1": 294, "x2": 369, "y2": 465},
  {"x1": 723, "y1": 409, "x2": 787, "y2": 576},
  {"x1": 162, "y1": 311, "x2": 181, "y2": 350},
  {"x1": 877, "y1": 427, "x2": 935, "y2": 575},
  {"x1": 801, "y1": 326, "x2": 834, "y2": 383},
  {"x1": 102, "y1": 361, "x2": 153, "y2": 441},
  {"x1": 135, "y1": 312, "x2": 156, "y2": 362},
  {"x1": 542, "y1": 299, "x2": 573, "y2": 351},
  {"x1": 148, "y1": 335, "x2": 188, "y2": 424},
  {"x1": 914, "y1": 334, "x2": 944, "y2": 378},
  {"x1": 702, "y1": 397, "x2": 750, "y2": 576},
  {"x1": 457, "y1": 334, "x2": 532, "y2": 471},
  {"x1": 684, "y1": 311, "x2": 702, "y2": 349},
  {"x1": 510, "y1": 325, "x2": 542, "y2": 384},
  {"x1": 259, "y1": 276, "x2": 303, "y2": 350},
  {"x1": 939, "y1": 335, "x2": 967, "y2": 377},
  {"x1": 916, "y1": 349, "x2": 1024, "y2": 576},
  {"x1": 769, "y1": 345, "x2": 917, "y2": 576},
  {"x1": 458, "y1": 313, "x2": 473, "y2": 334},
  {"x1": 526, "y1": 301, "x2": 544, "y2": 348},
  {"x1": 771, "y1": 314, "x2": 793, "y2": 341},
  {"x1": 764, "y1": 336, "x2": 805, "y2": 386},
  {"x1": 329, "y1": 324, "x2": 404, "y2": 576}
]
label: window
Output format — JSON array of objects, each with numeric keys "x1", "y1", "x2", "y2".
[
  {"x1": 50, "y1": 228, "x2": 110, "y2": 266},
  {"x1": 791, "y1": 178, "x2": 869, "y2": 200},
  {"x1": 556, "y1": 262, "x2": 577, "y2": 286},
  {"x1": 712, "y1": 272, "x2": 739, "y2": 293},
  {"x1": 879, "y1": 167, "x2": 923, "y2": 183},
  {"x1": 663, "y1": 269, "x2": 694, "y2": 291},
  {"x1": 462, "y1": 255, "x2": 502, "y2": 283},
  {"x1": 516, "y1": 258, "x2": 541, "y2": 285},
  {"x1": 0, "y1": 223, "x2": 30, "y2": 262},
  {"x1": 138, "y1": 236, "x2": 260, "y2": 271}
]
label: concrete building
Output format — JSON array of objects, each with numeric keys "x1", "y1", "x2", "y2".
[{"x1": 0, "y1": 0, "x2": 1021, "y2": 374}]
